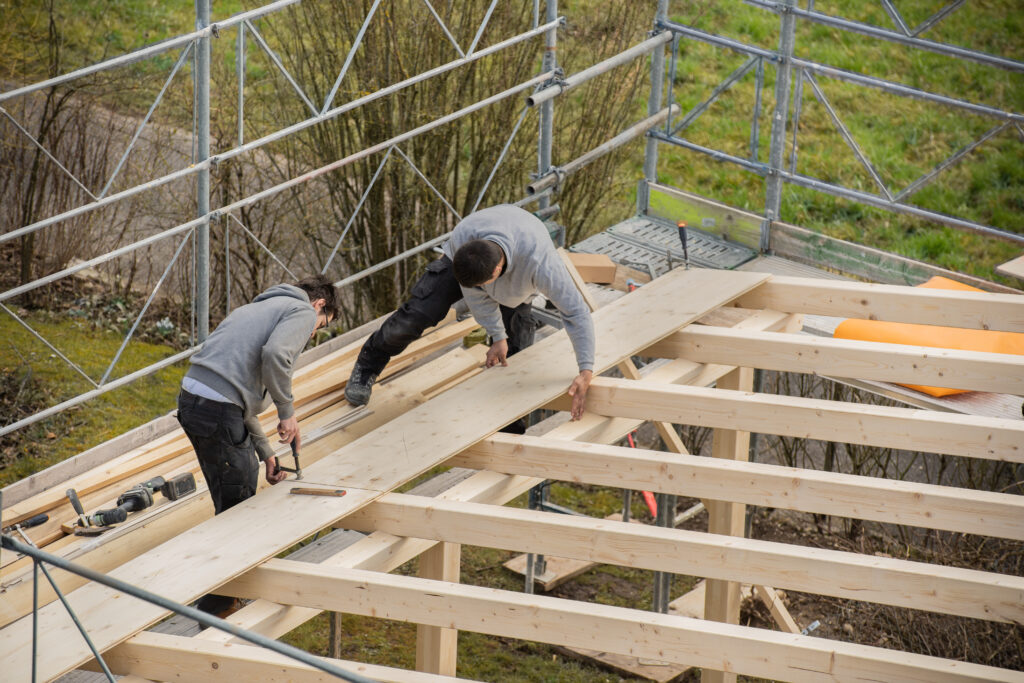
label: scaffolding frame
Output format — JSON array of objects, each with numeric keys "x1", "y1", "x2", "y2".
[
  {"x1": 0, "y1": 1, "x2": 570, "y2": 438},
  {"x1": 639, "y1": 0, "x2": 1024, "y2": 248}
]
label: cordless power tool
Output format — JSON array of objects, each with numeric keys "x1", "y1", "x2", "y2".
[{"x1": 70, "y1": 472, "x2": 197, "y2": 528}]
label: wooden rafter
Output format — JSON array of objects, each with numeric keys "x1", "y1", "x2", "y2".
[
  {"x1": 584, "y1": 378, "x2": 1024, "y2": 461},
  {"x1": 92, "y1": 630, "x2": 479, "y2": 682},
  {"x1": 331, "y1": 494, "x2": 1024, "y2": 623},
  {"x1": 645, "y1": 326, "x2": 1024, "y2": 395},
  {"x1": 451, "y1": 434, "x2": 1024, "y2": 540},
  {"x1": 735, "y1": 276, "x2": 1024, "y2": 332},
  {"x1": 223, "y1": 562, "x2": 1022, "y2": 683}
]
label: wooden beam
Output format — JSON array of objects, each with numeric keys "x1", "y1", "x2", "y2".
[
  {"x1": 331, "y1": 494, "x2": 1024, "y2": 624},
  {"x1": 416, "y1": 542, "x2": 460, "y2": 676},
  {"x1": 0, "y1": 268, "x2": 770, "y2": 682},
  {"x1": 94, "y1": 630, "x2": 478, "y2": 682},
  {"x1": 754, "y1": 585, "x2": 801, "y2": 634},
  {"x1": 450, "y1": 435, "x2": 1024, "y2": 541},
  {"x1": 225, "y1": 562, "x2": 1023, "y2": 683},
  {"x1": 644, "y1": 326, "x2": 1024, "y2": 396},
  {"x1": 584, "y1": 377, "x2": 1024, "y2": 462},
  {"x1": 703, "y1": 367, "x2": 752, "y2": 683},
  {"x1": 735, "y1": 276, "x2": 1024, "y2": 333}
]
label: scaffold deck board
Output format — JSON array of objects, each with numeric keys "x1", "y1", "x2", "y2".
[{"x1": 0, "y1": 267, "x2": 769, "y2": 682}]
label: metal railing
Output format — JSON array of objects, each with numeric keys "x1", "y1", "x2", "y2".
[{"x1": 639, "y1": 0, "x2": 1024, "y2": 248}]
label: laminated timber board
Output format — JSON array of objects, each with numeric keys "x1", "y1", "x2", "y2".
[{"x1": 0, "y1": 267, "x2": 769, "y2": 682}]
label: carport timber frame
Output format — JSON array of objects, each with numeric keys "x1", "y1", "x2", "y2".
[{"x1": 9, "y1": 270, "x2": 1024, "y2": 683}]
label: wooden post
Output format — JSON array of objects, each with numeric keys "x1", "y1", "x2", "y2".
[
  {"x1": 328, "y1": 612, "x2": 343, "y2": 659},
  {"x1": 702, "y1": 366, "x2": 753, "y2": 683},
  {"x1": 416, "y1": 541, "x2": 461, "y2": 676}
]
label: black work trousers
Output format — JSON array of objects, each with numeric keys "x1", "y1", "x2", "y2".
[
  {"x1": 177, "y1": 390, "x2": 259, "y2": 515},
  {"x1": 357, "y1": 255, "x2": 537, "y2": 373},
  {"x1": 356, "y1": 255, "x2": 537, "y2": 433}
]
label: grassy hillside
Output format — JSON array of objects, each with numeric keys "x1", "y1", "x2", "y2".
[
  {"x1": 2, "y1": 1, "x2": 1018, "y2": 279},
  {"x1": 0, "y1": 304, "x2": 184, "y2": 487},
  {"x1": 649, "y1": 1, "x2": 1023, "y2": 283}
]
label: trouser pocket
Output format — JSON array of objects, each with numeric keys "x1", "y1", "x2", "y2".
[{"x1": 219, "y1": 435, "x2": 258, "y2": 511}]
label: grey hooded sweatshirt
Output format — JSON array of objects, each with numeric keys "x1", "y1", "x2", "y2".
[
  {"x1": 442, "y1": 204, "x2": 595, "y2": 372},
  {"x1": 185, "y1": 284, "x2": 316, "y2": 460}
]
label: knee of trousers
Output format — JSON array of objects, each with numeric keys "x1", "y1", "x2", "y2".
[{"x1": 375, "y1": 307, "x2": 438, "y2": 352}]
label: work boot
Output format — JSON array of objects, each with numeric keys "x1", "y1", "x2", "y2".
[
  {"x1": 195, "y1": 593, "x2": 236, "y2": 616},
  {"x1": 344, "y1": 363, "x2": 378, "y2": 406}
]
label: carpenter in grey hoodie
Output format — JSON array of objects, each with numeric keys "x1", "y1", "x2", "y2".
[
  {"x1": 185, "y1": 284, "x2": 317, "y2": 460},
  {"x1": 442, "y1": 204, "x2": 596, "y2": 373}
]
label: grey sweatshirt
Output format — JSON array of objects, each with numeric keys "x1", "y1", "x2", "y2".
[
  {"x1": 442, "y1": 205, "x2": 595, "y2": 372},
  {"x1": 185, "y1": 284, "x2": 316, "y2": 460}
]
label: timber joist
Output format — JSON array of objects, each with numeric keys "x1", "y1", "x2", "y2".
[{"x1": 1, "y1": 269, "x2": 1022, "y2": 682}]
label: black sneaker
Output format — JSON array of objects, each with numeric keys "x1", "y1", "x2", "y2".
[
  {"x1": 195, "y1": 593, "x2": 236, "y2": 616},
  {"x1": 344, "y1": 363, "x2": 378, "y2": 406}
]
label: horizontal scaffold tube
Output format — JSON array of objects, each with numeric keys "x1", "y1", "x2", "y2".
[
  {"x1": 0, "y1": 18, "x2": 562, "y2": 246},
  {"x1": 527, "y1": 31, "x2": 673, "y2": 107},
  {"x1": 527, "y1": 104, "x2": 680, "y2": 195}
]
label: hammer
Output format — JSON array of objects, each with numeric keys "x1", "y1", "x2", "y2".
[{"x1": 274, "y1": 439, "x2": 302, "y2": 480}]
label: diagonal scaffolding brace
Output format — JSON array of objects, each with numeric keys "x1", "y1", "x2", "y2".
[{"x1": 804, "y1": 71, "x2": 894, "y2": 201}]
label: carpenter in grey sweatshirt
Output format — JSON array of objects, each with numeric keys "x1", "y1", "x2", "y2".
[
  {"x1": 185, "y1": 284, "x2": 317, "y2": 460},
  {"x1": 442, "y1": 204, "x2": 595, "y2": 372}
]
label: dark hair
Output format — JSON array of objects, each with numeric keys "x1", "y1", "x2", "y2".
[
  {"x1": 452, "y1": 239, "x2": 504, "y2": 287},
  {"x1": 296, "y1": 274, "x2": 339, "y2": 321}
]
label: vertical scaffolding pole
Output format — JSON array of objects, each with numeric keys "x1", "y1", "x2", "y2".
[
  {"x1": 651, "y1": 492, "x2": 676, "y2": 613},
  {"x1": 537, "y1": 0, "x2": 558, "y2": 211},
  {"x1": 196, "y1": 0, "x2": 212, "y2": 340},
  {"x1": 640, "y1": 0, "x2": 670, "y2": 214},
  {"x1": 525, "y1": 0, "x2": 558, "y2": 595},
  {"x1": 762, "y1": 0, "x2": 797, "y2": 252}
]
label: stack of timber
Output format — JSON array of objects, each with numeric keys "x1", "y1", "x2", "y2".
[
  {"x1": 0, "y1": 312, "x2": 484, "y2": 629},
  {"x1": 1, "y1": 267, "x2": 1023, "y2": 683}
]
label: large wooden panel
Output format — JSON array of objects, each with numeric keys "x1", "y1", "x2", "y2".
[{"x1": 0, "y1": 267, "x2": 769, "y2": 681}]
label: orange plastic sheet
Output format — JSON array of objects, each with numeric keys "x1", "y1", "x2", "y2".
[{"x1": 833, "y1": 277, "x2": 1024, "y2": 397}]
